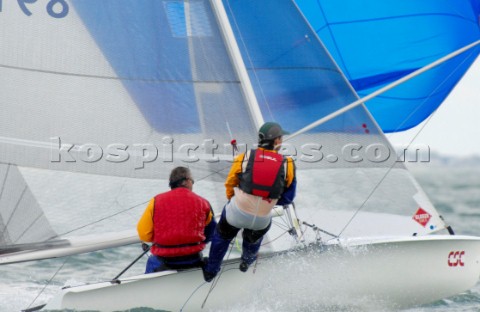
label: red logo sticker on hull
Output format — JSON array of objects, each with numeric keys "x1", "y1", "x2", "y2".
[
  {"x1": 413, "y1": 207, "x2": 431, "y2": 227},
  {"x1": 448, "y1": 251, "x2": 465, "y2": 267}
]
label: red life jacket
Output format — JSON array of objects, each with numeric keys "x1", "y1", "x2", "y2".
[
  {"x1": 239, "y1": 149, "x2": 285, "y2": 199},
  {"x1": 151, "y1": 187, "x2": 211, "y2": 257}
]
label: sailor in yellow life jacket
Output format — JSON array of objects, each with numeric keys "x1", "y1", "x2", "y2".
[{"x1": 202, "y1": 122, "x2": 296, "y2": 282}]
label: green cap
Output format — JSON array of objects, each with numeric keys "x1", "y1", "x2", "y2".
[{"x1": 258, "y1": 122, "x2": 289, "y2": 140}]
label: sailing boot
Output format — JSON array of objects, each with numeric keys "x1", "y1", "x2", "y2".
[
  {"x1": 239, "y1": 231, "x2": 263, "y2": 273},
  {"x1": 239, "y1": 260, "x2": 250, "y2": 272},
  {"x1": 201, "y1": 258, "x2": 217, "y2": 282}
]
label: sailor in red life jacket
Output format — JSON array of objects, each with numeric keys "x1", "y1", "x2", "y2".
[
  {"x1": 137, "y1": 166, "x2": 216, "y2": 273},
  {"x1": 202, "y1": 122, "x2": 296, "y2": 282}
]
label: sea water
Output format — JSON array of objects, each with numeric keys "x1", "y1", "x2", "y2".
[{"x1": 1, "y1": 164, "x2": 480, "y2": 312}]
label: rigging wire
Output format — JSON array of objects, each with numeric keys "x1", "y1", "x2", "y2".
[
  {"x1": 57, "y1": 199, "x2": 148, "y2": 237},
  {"x1": 55, "y1": 159, "x2": 232, "y2": 237},
  {"x1": 196, "y1": 218, "x2": 295, "y2": 309},
  {"x1": 27, "y1": 256, "x2": 70, "y2": 310},
  {"x1": 83, "y1": 126, "x2": 247, "y2": 234},
  {"x1": 181, "y1": 268, "x2": 241, "y2": 311},
  {"x1": 179, "y1": 280, "x2": 209, "y2": 311},
  {"x1": 261, "y1": 229, "x2": 290, "y2": 246},
  {"x1": 196, "y1": 218, "x2": 298, "y2": 309},
  {"x1": 200, "y1": 240, "x2": 236, "y2": 309},
  {"x1": 34, "y1": 151, "x2": 236, "y2": 297}
]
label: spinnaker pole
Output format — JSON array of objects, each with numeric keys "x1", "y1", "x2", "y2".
[{"x1": 286, "y1": 39, "x2": 480, "y2": 141}]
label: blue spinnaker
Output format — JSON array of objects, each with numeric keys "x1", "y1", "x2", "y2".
[
  {"x1": 296, "y1": 0, "x2": 480, "y2": 132},
  {"x1": 224, "y1": 0, "x2": 371, "y2": 133}
]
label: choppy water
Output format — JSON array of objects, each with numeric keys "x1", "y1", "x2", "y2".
[{"x1": 1, "y1": 164, "x2": 480, "y2": 312}]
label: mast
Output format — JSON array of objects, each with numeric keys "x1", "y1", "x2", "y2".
[{"x1": 210, "y1": 0, "x2": 264, "y2": 129}]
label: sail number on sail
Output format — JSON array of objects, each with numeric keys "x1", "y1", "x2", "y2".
[{"x1": 0, "y1": 0, "x2": 69, "y2": 18}]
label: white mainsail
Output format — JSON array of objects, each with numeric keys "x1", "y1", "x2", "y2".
[{"x1": 0, "y1": 0, "x2": 258, "y2": 261}]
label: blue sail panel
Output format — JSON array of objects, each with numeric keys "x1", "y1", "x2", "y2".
[
  {"x1": 224, "y1": 0, "x2": 363, "y2": 133},
  {"x1": 296, "y1": 0, "x2": 480, "y2": 132},
  {"x1": 72, "y1": 0, "x2": 243, "y2": 134}
]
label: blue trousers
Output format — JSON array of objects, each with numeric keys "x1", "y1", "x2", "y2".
[
  {"x1": 145, "y1": 253, "x2": 204, "y2": 273},
  {"x1": 205, "y1": 208, "x2": 271, "y2": 274}
]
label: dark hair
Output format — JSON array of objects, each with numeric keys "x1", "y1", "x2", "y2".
[
  {"x1": 258, "y1": 138, "x2": 276, "y2": 150},
  {"x1": 169, "y1": 166, "x2": 191, "y2": 189}
]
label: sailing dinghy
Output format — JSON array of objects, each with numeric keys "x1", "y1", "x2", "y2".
[
  {"x1": 40, "y1": 235, "x2": 480, "y2": 311},
  {"x1": 0, "y1": 0, "x2": 479, "y2": 311}
]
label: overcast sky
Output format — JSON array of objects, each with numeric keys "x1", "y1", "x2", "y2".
[{"x1": 388, "y1": 56, "x2": 480, "y2": 157}]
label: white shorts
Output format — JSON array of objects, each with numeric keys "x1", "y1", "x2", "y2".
[{"x1": 225, "y1": 197, "x2": 271, "y2": 230}]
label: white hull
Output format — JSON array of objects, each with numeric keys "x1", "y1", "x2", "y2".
[{"x1": 43, "y1": 235, "x2": 480, "y2": 311}]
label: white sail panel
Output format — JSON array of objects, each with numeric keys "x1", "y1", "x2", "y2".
[
  {"x1": 0, "y1": 164, "x2": 57, "y2": 246},
  {"x1": 0, "y1": 0, "x2": 259, "y2": 262},
  {"x1": 0, "y1": 1, "x2": 258, "y2": 179}
]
